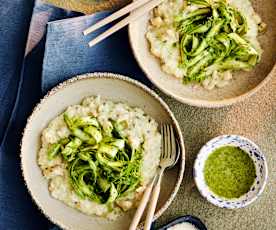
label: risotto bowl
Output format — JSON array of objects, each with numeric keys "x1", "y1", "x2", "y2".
[
  {"x1": 129, "y1": 0, "x2": 276, "y2": 107},
  {"x1": 21, "y1": 72, "x2": 185, "y2": 230}
]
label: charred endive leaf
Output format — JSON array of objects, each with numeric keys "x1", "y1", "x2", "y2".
[
  {"x1": 47, "y1": 113, "x2": 143, "y2": 207},
  {"x1": 176, "y1": 0, "x2": 261, "y2": 83}
]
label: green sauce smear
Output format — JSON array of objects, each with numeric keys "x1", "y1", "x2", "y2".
[{"x1": 204, "y1": 145, "x2": 256, "y2": 199}]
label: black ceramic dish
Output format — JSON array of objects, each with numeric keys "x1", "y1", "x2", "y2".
[{"x1": 157, "y1": 215, "x2": 207, "y2": 230}]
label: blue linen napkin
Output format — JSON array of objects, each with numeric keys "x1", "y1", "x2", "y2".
[
  {"x1": 42, "y1": 11, "x2": 150, "y2": 92},
  {"x1": 0, "y1": 0, "x2": 34, "y2": 145},
  {"x1": 0, "y1": 2, "x2": 78, "y2": 229}
]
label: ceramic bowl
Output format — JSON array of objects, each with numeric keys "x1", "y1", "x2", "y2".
[
  {"x1": 194, "y1": 135, "x2": 268, "y2": 209},
  {"x1": 128, "y1": 0, "x2": 276, "y2": 107},
  {"x1": 21, "y1": 72, "x2": 185, "y2": 230}
]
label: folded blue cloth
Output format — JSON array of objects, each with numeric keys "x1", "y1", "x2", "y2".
[
  {"x1": 0, "y1": 1, "x2": 73, "y2": 229},
  {"x1": 0, "y1": 0, "x2": 151, "y2": 229},
  {"x1": 0, "y1": 0, "x2": 34, "y2": 144},
  {"x1": 42, "y1": 12, "x2": 150, "y2": 92}
]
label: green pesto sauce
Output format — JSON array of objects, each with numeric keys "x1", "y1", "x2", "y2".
[{"x1": 204, "y1": 145, "x2": 256, "y2": 199}]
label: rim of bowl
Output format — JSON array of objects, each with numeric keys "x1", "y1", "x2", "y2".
[
  {"x1": 193, "y1": 134, "x2": 268, "y2": 209},
  {"x1": 128, "y1": 21, "x2": 276, "y2": 108},
  {"x1": 20, "y1": 72, "x2": 185, "y2": 230}
]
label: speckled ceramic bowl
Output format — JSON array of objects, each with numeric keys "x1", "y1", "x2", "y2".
[
  {"x1": 194, "y1": 135, "x2": 268, "y2": 209},
  {"x1": 21, "y1": 72, "x2": 185, "y2": 230}
]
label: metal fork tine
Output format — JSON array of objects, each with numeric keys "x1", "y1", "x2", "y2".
[
  {"x1": 163, "y1": 125, "x2": 168, "y2": 159},
  {"x1": 169, "y1": 125, "x2": 176, "y2": 161},
  {"x1": 161, "y1": 125, "x2": 166, "y2": 159},
  {"x1": 167, "y1": 124, "x2": 172, "y2": 158},
  {"x1": 167, "y1": 125, "x2": 172, "y2": 157},
  {"x1": 160, "y1": 124, "x2": 178, "y2": 165},
  {"x1": 167, "y1": 125, "x2": 172, "y2": 158},
  {"x1": 168, "y1": 126, "x2": 172, "y2": 158},
  {"x1": 163, "y1": 125, "x2": 168, "y2": 158}
]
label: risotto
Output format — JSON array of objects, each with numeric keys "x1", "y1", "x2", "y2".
[
  {"x1": 146, "y1": 0, "x2": 265, "y2": 90},
  {"x1": 38, "y1": 96, "x2": 161, "y2": 220}
]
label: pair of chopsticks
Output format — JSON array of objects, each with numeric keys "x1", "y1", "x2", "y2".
[{"x1": 83, "y1": 0, "x2": 163, "y2": 47}]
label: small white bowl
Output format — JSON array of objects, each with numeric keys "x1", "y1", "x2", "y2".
[{"x1": 194, "y1": 135, "x2": 268, "y2": 209}]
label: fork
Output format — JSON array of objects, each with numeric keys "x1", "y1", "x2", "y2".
[
  {"x1": 143, "y1": 124, "x2": 177, "y2": 230},
  {"x1": 129, "y1": 124, "x2": 178, "y2": 230}
]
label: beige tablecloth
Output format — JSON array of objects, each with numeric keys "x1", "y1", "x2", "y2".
[{"x1": 155, "y1": 76, "x2": 276, "y2": 230}]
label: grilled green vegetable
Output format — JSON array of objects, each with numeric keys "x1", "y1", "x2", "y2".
[
  {"x1": 97, "y1": 178, "x2": 111, "y2": 193},
  {"x1": 107, "y1": 183, "x2": 118, "y2": 204},
  {"x1": 47, "y1": 143, "x2": 61, "y2": 160},
  {"x1": 176, "y1": 0, "x2": 261, "y2": 83},
  {"x1": 72, "y1": 128, "x2": 96, "y2": 145},
  {"x1": 47, "y1": 114, "x2": 143, "y2": 206},
  {"x1": 84, "y1": 126, "x2": 103, "y2": 143},
  {"x1": 61, "y1": 138, "x2": 82, "y2": 161},
  {"x1": 71, "y1": 116, "x2": 100, "y2": 128},
  {"x1": 98, "y1": 144, "x2": 119, "y2": 158}
]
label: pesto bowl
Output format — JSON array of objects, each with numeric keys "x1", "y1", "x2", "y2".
[
  {"x1": 194, "y1": 135, "x2": 268, "y2": 209},
  {"x1": 21, "y1": 72, "x2": 185, "y2": 230}
]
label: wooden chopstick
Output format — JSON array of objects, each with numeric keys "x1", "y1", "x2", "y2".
[
  {"x1": 129, "y1": 175, "x2": 157, "y2": 230},
  {"x1": 83, "y1": 0, "x2": 151, "y2": 36},
  {"x1": 86, "y1": 0, "x2": 163, "y2": 47}
]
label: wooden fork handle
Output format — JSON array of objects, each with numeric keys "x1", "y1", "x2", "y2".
[
  {"x1": 144, "y1": 169, "x2": 164, "y2": 230},
  {"x1": 129, "y1": 176, "x2": 156, "y2": 230}
]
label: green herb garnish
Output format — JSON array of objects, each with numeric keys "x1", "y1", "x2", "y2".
[
  {"x1": 47, "y1": 113, "x2": 143, "y2": 207},
  {"x1": 176, "y1": 0, "x2": 260, "y2": 83}
]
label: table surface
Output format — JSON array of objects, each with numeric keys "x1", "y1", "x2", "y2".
[{"x1": 155, "y1": 75, "x2": 276, "y2": 230}]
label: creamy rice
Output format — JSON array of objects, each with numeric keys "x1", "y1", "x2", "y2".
[
  {"x1": 38, "y1": 96, "x2": 161, "y2": 219},
  {"x1": 146, "y1": 0, "x2": 263, "y2": 90}
]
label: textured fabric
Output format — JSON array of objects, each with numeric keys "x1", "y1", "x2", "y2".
[
  {"x1": 0, "y1": 1, "x2": 77, "y2": 229},
  {"x1": 0, "y1": 0, "x2": 34, "y2": 144},
  {"x1": 0, "y1": 0, "x2": 52, "y2": 229},
  {"x1": 42, "y1": 12, "x2": 150, "y2": 93}
]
